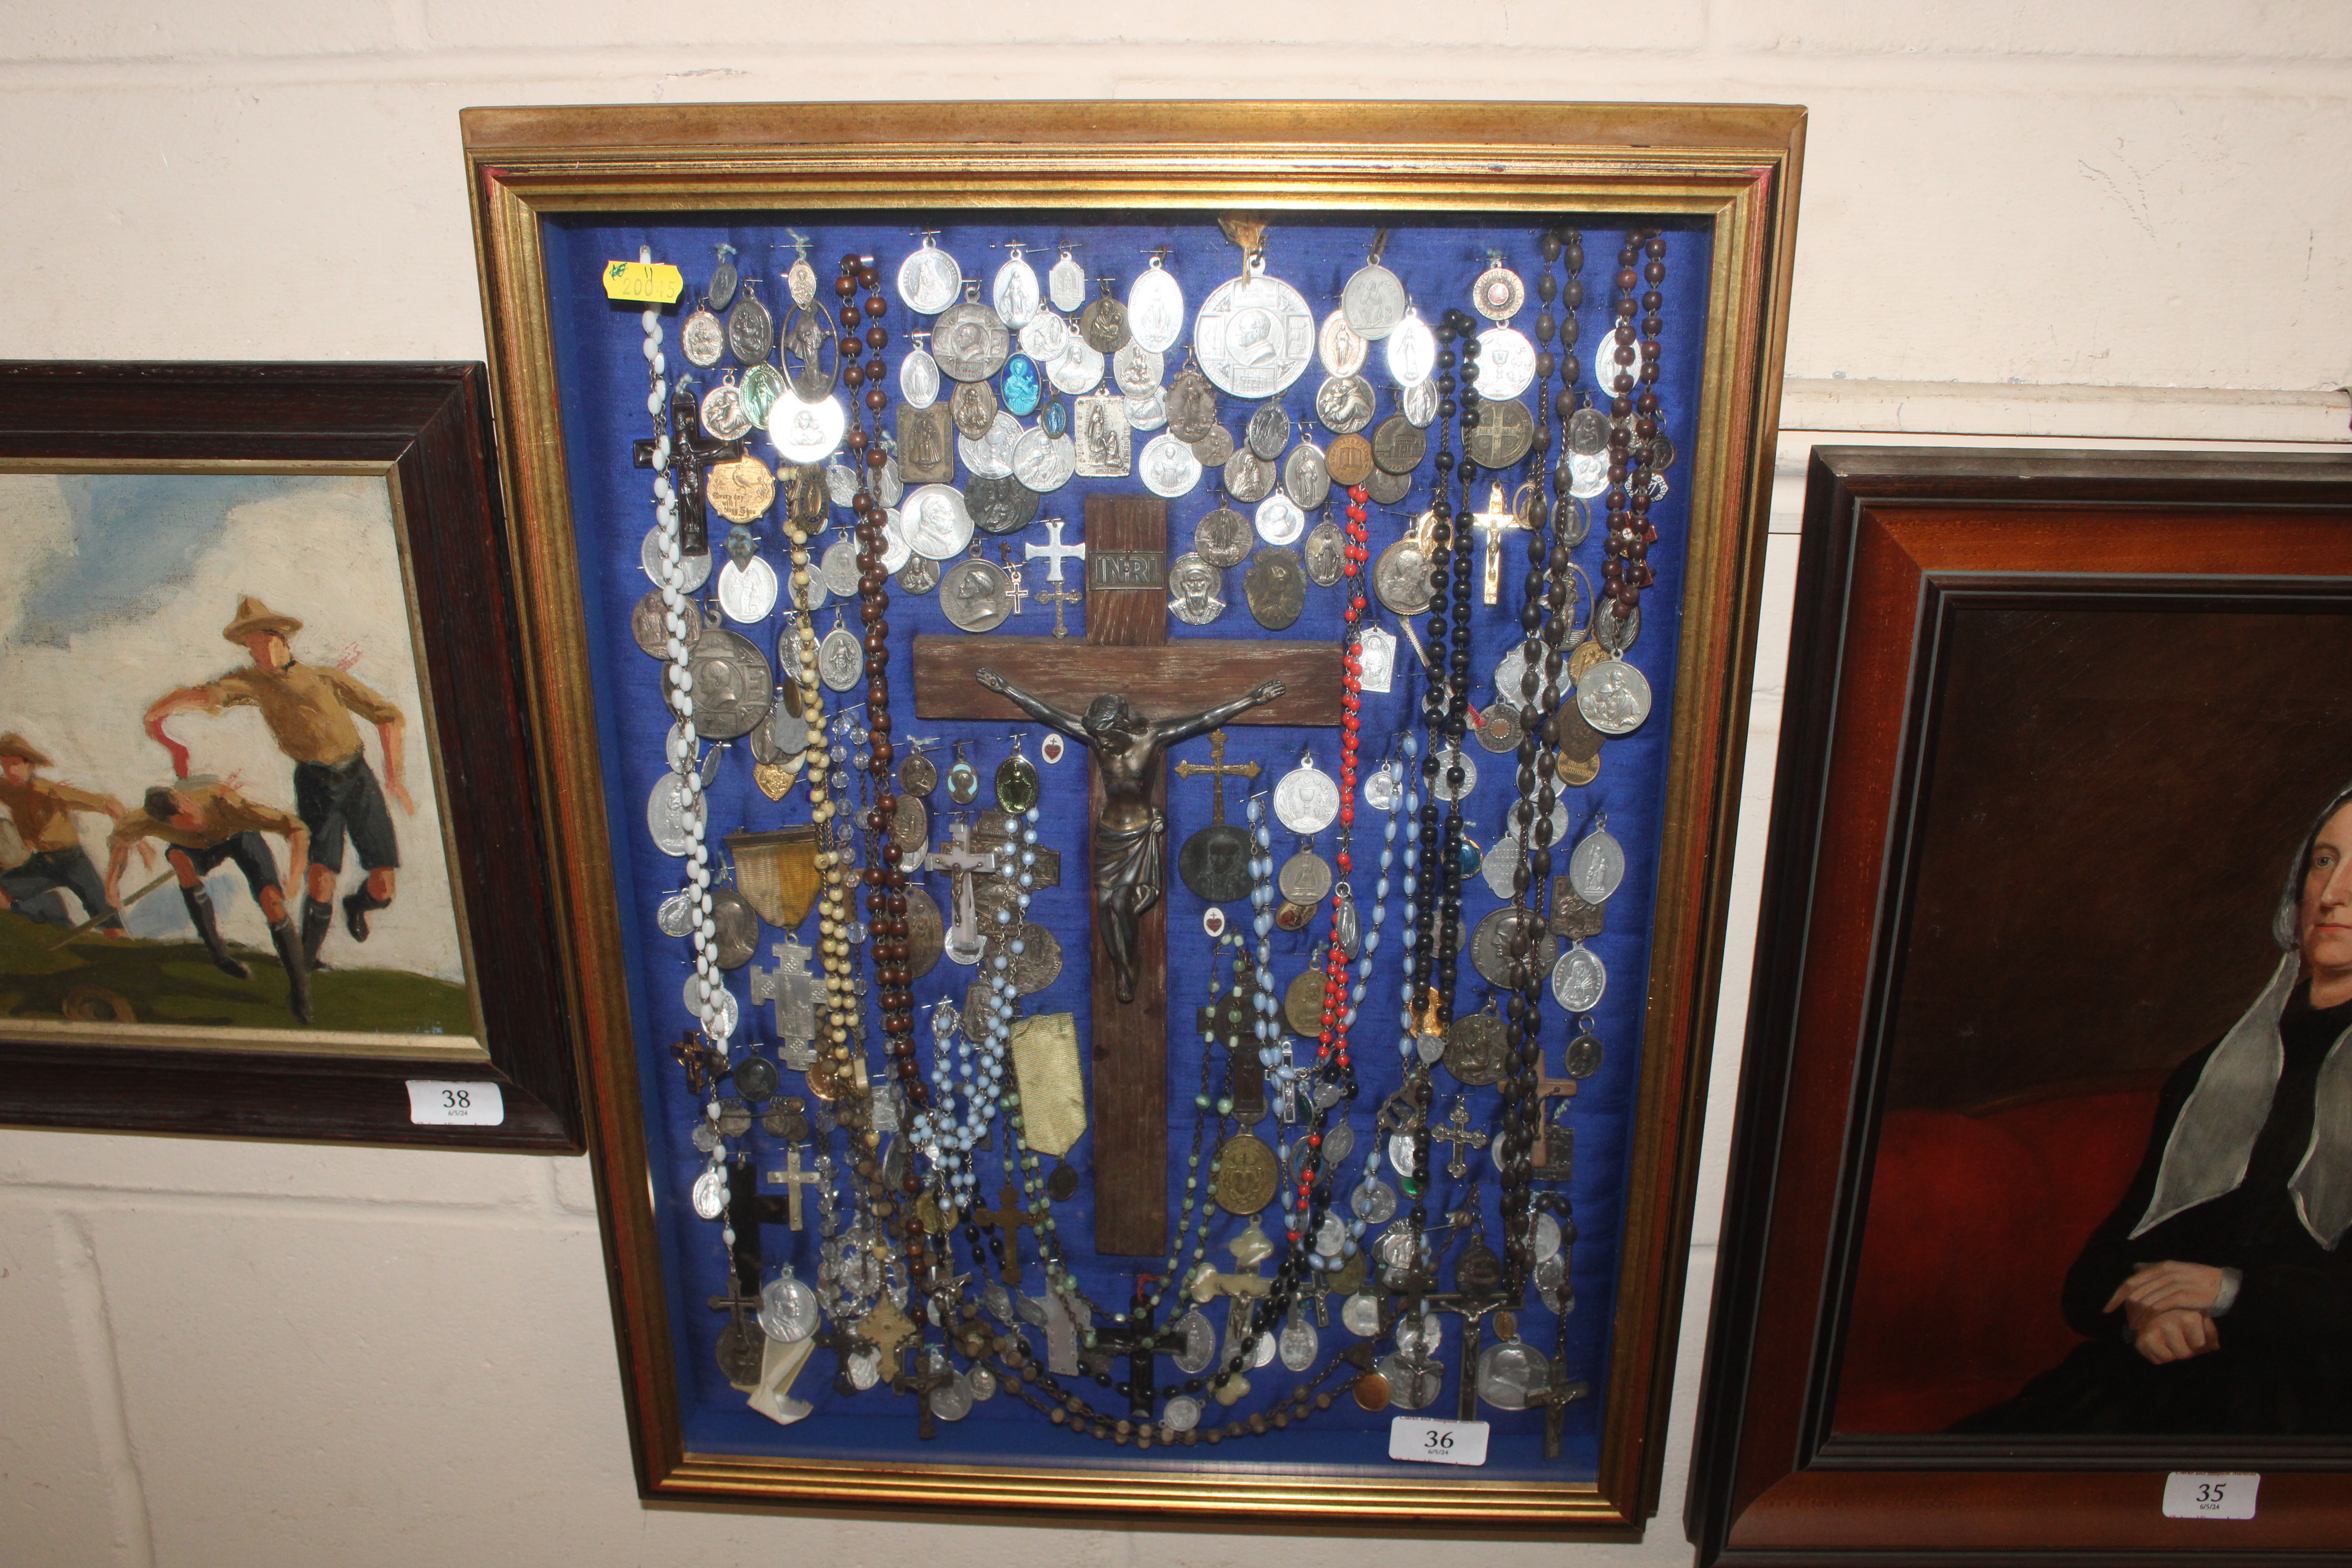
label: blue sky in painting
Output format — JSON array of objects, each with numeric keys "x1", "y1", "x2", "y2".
[{"x1": 14, "y1": 473, "x2": 321, "y2": 648}]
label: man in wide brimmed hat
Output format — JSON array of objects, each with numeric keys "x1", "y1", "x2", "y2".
[
  {"x1": 0, "y1": 731, "x2": 130, "y2": 935},
  {"x1": 143, "y1": 595, "x2": 416, "y2": 970},
  {"x1": 106, "y1": 777, "x2": 311, "y2": 1023}
]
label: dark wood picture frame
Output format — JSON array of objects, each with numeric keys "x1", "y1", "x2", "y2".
[
  {"x1": 0, "y1": 363, "x2": 581, "y2": 1152},
  {"x1": 1690, "y1": 446, "x2": 2352, "y2": 1564}
]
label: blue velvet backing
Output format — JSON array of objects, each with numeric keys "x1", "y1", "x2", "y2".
[{"x1": 543, "y1": 208, "x2": 1707, "y2": 1483}]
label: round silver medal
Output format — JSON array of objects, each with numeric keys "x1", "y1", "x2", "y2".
[
  {"x1": 687, "y1": 630, "x2": 773, "y2": 739},
  {"x1": 1552, "y1": 941, "x2": 1607, "y2": 1011},
  {"x1": 682, "y1": 309, "x2": 724, "y2": 368},
  {"x1": 1019, "y1": 309, "x2": 1070, "y2": 363},
  {"x1": 1472, "y1": 264, "x2": 1526, "y2": 322},
  {"x1": 716, "y1": 556, "x2": 779, "y2": 623},
  {"x1": 1013, "y1": 428, "x2": 1077, "y2": 493},
  {"x1": 1255, "y1": 492, "x2": 1305, "y2": 547},
  {"x1": 700, "y1": 379, "x2": 752, "y2": 441},
  {"x1": 758, "y1": 1274, "x2": 820, "y2": 1343},
  {"x1": 1363, "y1": 761, "x2": 1402, "y2": 812},
  {"x1": 1535, "y1": 1210, "x2": 1563, "y2": 1261},
  {"x1": 1125, "y1": 386, "x2": 1168, "y2": 432},
  {"x1": 1126, "y1": 259, "x2": 1185, "y2": 353},
  {"x1": 1566, "y1": 448, "x2": 1609, "y2": 499},
  {"x1": 878, "y1": 510, "x2": 912, "y2": 575},
  {"x1": 1113, "y1": 341, "x2": 1165, "y2": 398},
  {"x1": 1162, "y1": 1395, "x2": 1202, "y2": 1432},
  {"x1": 991, "y1": 250, "x2": 1040, "y2": 328},
  {"x1": 1342, "y1": 1292, "x2": 1384, "y2": 1338},
  {"x1": 1475, "y1": 327, "x2": 1537, "y2": 401},
  {"x1": 940, "y1": 558, "x2": 1013, "y2": 633},
  {"x1": 1318, "y1": 309, "x2": 1369, "y2": 376},
  {"x1": 1047, "y1": 248, "x2": 1086, "y2": 312},
  {"x1": 1577, "y1": 658, "x2": 1653, "y2": 736},
  {"x1": 896, "y1": 236, "x2": 961, "y2": 315},
  {"x1": 1195, "y1": 267, "x2": 1314, "y2": 399},
  {"x1": 899, "y1": 347, "x2": 941, "y2": 409},
  {"x1": 1138, "y1": 434, "x2": 1202, "y2": 498},
  {"x1": 766, "y1": 393, "x2": 847, "y2": 464},
  {"x1": 932, "y1": 295, "x2": 1011, "y2": 383},
  {"x1": 1430, "y1": 746, "x2": 1476, "y2": 801},
  {"x1": 1274, "y1": 753, "x2": 1340, "y2": 835},
  {"x1": 1315, "y1": 374, "x2": 1375, "y2": 436},
  {"x1": 1569, "y1": 822, "x2": 1626, "y2": 904},
  {"x1": 1385, "y1": 310, "x2": 1436, "y2": 388},
  {"x1": 1047, "y1": 337, "x2": 1103, "y2": 396},
  {"x1": 1341, "y1": 261, "x2": 1407, "y2": 339},
  {"x1": 684, "y1": 973, "x2": 738, "y2": 1038},
  {"x1": 956, "y1": 412, "x2": 1022, "y2": 481},
  {"x1": 1351, "y1": 1176, "x2": 1397, "y2": 1225},
  {"x1": 642, "y1": 528, "x2": 713, "y2": 594},
  {"x1": 901, "y1": 485, "x2": 975, "y2": 561}
]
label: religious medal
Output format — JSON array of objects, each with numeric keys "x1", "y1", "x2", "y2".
[
  {"x1": 1565, "y1": 448, "x2": 1608, "y2": 499},
  {"x1": 1464, "y1": 397, "x2": 1534, "y2": 469},
  {"x1": 896, "y1": 233, "x2": 960, "y2": 315},
  {"x1": 688, "y1": 629, "x2": 773, "y2": 739},
  {"x1": 1445, "y1": 1004, "x2": 1507, "y2": 1087},
  {"x1": 1048, "y1": 335, "x2": 1103, "y2": 396},
  {"x1": 700, "y1": 374, "x2": 753, "y2": 441},
  {"x1": 1300, "y1": 517, "x2": 1346, "y2": 588},
  {"x1": 1577, "y1": 656, "x2": 1652, "y2": 735},
  {"x1": 1278, "y1": 847, "x2": 1333, "y2": 911},
  {"x1": 1127, "y1": 254, "x2": 1185, "y2": 353},
  {"x1": 766, "y1": 391, "x2": 847, "y2": 464},
  {"x1": 1473, "y1": 702, "x2": 1522, "y2": 753},
  {"x1": 1273, "y1": 751, "x2": 1339, "y2": 835},
  {"x1": 1281, "y1": 968, "x2": 1325, "y2": 1036},
  {"x1": 1477, "y1": 1326, "x2": 1550, "y2": 1412},
  {"x1": 646, "y1": 769, "x2": 699, "y2": 857},
  {"x1": 1223, "y1": 447, "x2": 1274, "y2": 504},
  {"x1": 685, "y1": 972, "x2": 739, "y2": 1040},
  {"x1": 1548, "y1": 879, "x2": 1604, "y2": 939},
  {"x1": 633, "y1": 590, "x2": 702, "y2": 659},
  {"x1": 1357, "y1": 624, "x2": 1398, "y2": 694},
  {"x1": 1138, "y1": 433, "x2": 1203, "y2": 498},
  {"x1": 1018, "y1": 307, "x2": 1070, "y2": 364},
  {"x1": 819, "y1": 532, "x2": 862, "y2": 599},
  {"x1": 1341, "y1": 249, "x2": 1406, "y2": 339},
  {"x1": 940, "y1": 557, "x2": 1014, "y2": 634},
  {"x1": 1246, "y1": 403, "x2": 1290, "y2": 461},
  {"x1": 1475, "y1": 326, "x2": 1537, "y2": 401},
  {"x1": 1402, "y1": 376, "x2": 1439, "y2": 428},
  {"x1": 960, "y1": 411, "x2": 1025, "y2": 479},
  {"x1": 1374, "y1": 533, "x2": 1431, "y2": 617},
  {"x1": 1552, "y1": 940, "x2": 1606, "y2": 1011},
  {"x1": 1078, "y1": 275, "x2": 1131, "y2": 352},
  {"x1": 1317, "y1": 308, "x2": 1369, "y2": 377},
  {"x1": 896, "y1": 403, "x2": 955, "y2": 484},
  {"x1": 900, "y1": 338, "x2": 942, "y2": 409},
  {"x1": 691, "y1": 1166, "x2": 730, "y2": 1221},
  {"x1": 1430, "y1": 744, "x2": 1477, "y2": 801},
  {"x1": 782, "y1": 241, "x2": 816, "y2": 310},
  {"x1": 1567, "y1": 403, "x2": 1608, "y2": 454},
  {"x1": 777, "y1": 308, "x2": 832, "y2": 403},
  {"x1": 1282, "y1": 443, "x2": 1330, "y2": 510},
  {"x1": 890, "y1": 792, "x2": 929, "y2": 863},
  {"x1": 898, "y1": 738, "x2": 939, "y2": 797},
  {"x1": 902, "y1": 485, "x2": 975, "y2": 561},
  {"x1": 1012, "y1": 428, "x2": 1077, "y2": 494},
  {"x1": 1315, "y1": 374, "x2": 1374, "y2": 436},
  {"x1": 758, "y1": 1271, "x2": 820, "y2": 1344},
  {"x1": 1385, "y1": 308, "x2": 1436, "y2": 387},
  {"x1": 965, "y1": 474, "x2": 1039, "y2": 535},
  {"x1": 682, "y1": 302, "x2": 724, "y2": 368},
  {"x1": 933, "y1": 286, "x2": 1011, "y2": 383},
  {"x1": 1370, "y1": 413, "x2": 1426, "y2": 476},
  {"x1": 1471, "y1": 907, "x2": 1558, "y2": 988},
  {"x1": 1072, "y1": 392, "x2": 1131, "y2": 476},
  {"x1": 1196, "y1": 254, "x2": 1313, "y2": 398},
  {"x1": 1165, "y1": 367, "x2": 1218, "y2": 442},
  {"x1": 1569, "y1": 815, "x2": 1625, "y2": 903},
  {"x1": 1165, "y1": 551, "x2": 1226, "y2": 626},
  {"x1": 726, "y1": 280, "x2": 773, "y2": 364},
  {"x1": 951, "y1": 378, "x2": 998, "y2": 440},
  {"x1": 1190, "y1": 423, "x2": 1234, "y2": 466},
  {"x1": 1555, "y1": 751, "x2": 1601, "y2": 788},
  {"x1": 1125, "y1": 385, "x2": 1168, "y2": 434},
  {"x1": 818, "y1": 612, "x2": 862, "y2": 693},
  {"x1": 991, "y1": 243, "x2": 1039, "y2": 327},
  {"x1": 1112, "y1": 341, "x2": 1164, "y2": 398},
  {"x1": 707, "y1": 454, "x2": 775, "y2": 524},
  {"x1": 1326, "y1": 434, "x2": 1374, "y2": 488},
  {"x1": 983, "y1": 920, "x2": 1062, "y2": 996},
  {"x1": 1593, "y1": 597, "x2": 1641, "y2": 655},
  {"x1": 1039, "y1": 396, "x2": 1069, "y2": 438},
  {"x1": 1473, "y1": 261, "x2": 1525, "y2": 322},
  {"x1": 1175, "y1": 732, "x2": 1256, "y2": 902},
  {"x1": 1480, "y1": 832, "x2": 1521, "y2": 898},
  {"x1": 717, "y1": 555, "x2": 779, "y2": 623},
  {"x1": 994, "y1": 736, "x2": 1040, "y2": 813},
  {"x1": 1254, "y1": 493, "x2": 1305, "y2": 548},
  {"x1": 941, "y1": 744, "x2": 981, "y2": 807},
  {"x1": 1245, "y1": 547, "x2": 1305, "y2": 630},
  {"x1": 1213, "y1": 1132, "x2": 1278, "y2": 1216},
  {"x1": 999, "y1": 352, "x2": 1043, "y2": 417},
  {"x1": 1564, "y1": 1026, "x2": 1604, "y2": 1079}
]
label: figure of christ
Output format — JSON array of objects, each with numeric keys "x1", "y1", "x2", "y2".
[{"x1": 973, "y1": 666, "x2": 1283, "y2": 1004}]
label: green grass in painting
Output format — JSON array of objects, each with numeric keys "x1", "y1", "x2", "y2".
[{"x1": 0, "y1": 909, "x2": 472, "y2": 1035}]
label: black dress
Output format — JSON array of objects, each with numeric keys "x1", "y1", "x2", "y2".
[{"x1": 1953, "y1": 985, "x2": 2352, "y2": 1435}]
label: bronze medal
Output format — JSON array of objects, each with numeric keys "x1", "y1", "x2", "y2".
[
  {"x1": 1326, "y1": 433, "x2": 1374, "y2": 487},
  {"x1": 1370, "y1": 414, "x2": 1426, "y2": 475},
  {"x1": 710, "y1": 887, "x2": 761, "y2": 969},
  {"x1": 1192, "y1": 506, "x2": 1252, "y2": 569},
  {"x1": 906, "y1": 887, "x2": 945, "y2": 977},
  {"x1": 1189, "y1": 424, "x2": 1236, "y2": 466},
  {"x1": 1455, "y1": 1240, "x2": 1504, "y2": 1296},
  {"x1": 896, "y1": 404, "x2": 956, "y2": 483},
  {"x1": 895, "y1": 555, "x2": 940, "y2": 596},
  {"x1": 707, "y1": 455, "x2": 776, "y2": 523},
  {"x1": 1568, "y1": 638, "x2": 1611, "y2": 685},
  {"x1": 1246, "y1": 403, "x2": 1291, "y2": 460},
  {"x1": 951, "y1": 379, "x2": 999, "y2": 439},
  {"x1": 632, "y1": 590, "x2": 701, "y2": 659},
  {"x1": 1547, "y1": 879, "x2": 1605, "y2": 939},
  {"x1": 890, "y1": 792, "x2": 929, "y2": 858},
  {"x1": 1214, "y1": 1132, "x2": 1279, "y2": 1216},
  {"x1": 1473, "y1": 702, "x2": 1523, "y2": 753},
  {"x1": 1079, "y1": 291, "x2": 1130, "y2": 352},
  {"x1": 983, "y1": 920, "x2": 1063, "y2": 995},
  {"x1": 733, "y1": 1054, "x2": 780, "y2": 1102},
  {"x1": 1564, "y1": 1029, "x2": 1605, "y2": 1078},
  {"x1": 1283, "y1": 970, "x2": 1326, "y2": 1036},
  {"x1": 1470, "y1": 906, "x2": 1558, "y2": 988},
  {"x1": 1556, "y1": 700, "x2": 1605, "y2": 762},
  {"x1": 1464, "y1": 397, "x2": 1534, "y2": 468},
  {"x1": 965, "y1": 474, "x2": 1040, "y2": 536},
  {"x1": 1165, "y1": 369, "x2": 1218, "y2": 441},
  {"x1": 1245, "y1": 548, "x2": 1306, "y2": 630},
  {"x1": 716, "y1": 1318, "x2": 765, "y2": 1390},
  {"x1": 1352, "y1": 1372, "x2": 1393, "y2": 1412},
  {"x1": 1554, "y1": 751, "x2": 1601, "y2": 787},
  {"x1": 1443, "y1": 1009, "x2": 1507, "y2": 1087},
  {"x1": 1365, "y1": 465, "x2": 1413, "y2": 505},
  {"x1": 898, "y1": 750, "x2": 938, "y2": 796}
]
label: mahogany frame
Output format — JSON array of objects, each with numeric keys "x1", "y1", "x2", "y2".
[
  {"x1": 0, "y1": 362, "x2": 581, "y2": 1151},
  {"x1": 1690, "y1": 446, "x2": 2352, "y2": 1565},
  {"x1": 463, "y1": 100, "x2": 1803, "y2": 1528}
]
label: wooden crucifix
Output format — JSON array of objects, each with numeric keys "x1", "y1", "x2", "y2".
[{"x1": 912, "y1": 494, "x2": 1342, "y2": 1256}]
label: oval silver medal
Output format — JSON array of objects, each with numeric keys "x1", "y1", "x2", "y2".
[
  {"x1": 1551, "y1": 941, "x2": 1607, "y2": 1012},
  {"x1": 1318, "y1": 309, "x2": 1369, "y2": 377},
  {"x1": 1568, "y1": 821, "x2": 1626, "y2": 904},
  {"x1": 991, "y1": 250, "x2": 1040, "y2": 328},
  {"x1": 1126, "y1": 260, "x2": 1185, "y2": 353},
  {"x1": 1019, "y1": 309, "x2": 1070, "y2": 363},
  {"x1": 1047, "y1": 248, "x2": 1086, "y2": 313},
  {"x1": 691, "y1": 1167, "x2": 729, "y2": 1220},
  {"x1": 900, "y1": 347, "x2": 941, "y2": 409},
  {"x1": 1385, "y1": 310, "x2": 1436, "y2": 388},
  {"x1": 646, "y1": 769, "x2": 698, "y2": 856},
  {"x1": 819, "y1": 622, "x2": 863, "y2": 692}
]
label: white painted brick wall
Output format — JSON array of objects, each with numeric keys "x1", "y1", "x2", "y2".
[{"x1": 1, "y1": 5, "x2": 2346, "y2": 1561}]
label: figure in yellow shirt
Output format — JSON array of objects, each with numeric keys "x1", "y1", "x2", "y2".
[
  {"x1": 144, "y1": 597, "x2": 417, "y2": 971},
  {"x1": 0, "y1": 732, "x2": 129, "y2": 933},
  {"x1": 106, "y1": 779, "x2": 311, "y2": 1023}
]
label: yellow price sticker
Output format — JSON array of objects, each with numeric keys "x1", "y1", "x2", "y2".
[{"x1": 603, "y1": 261, "x2": 685, "y2": 304}]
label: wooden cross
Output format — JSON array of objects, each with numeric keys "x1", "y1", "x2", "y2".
[
  {"x1": 632, "y1": 383, "x2": 743, "y2": 555},
  {"x1": 760, "y1": 1144, "x2": 821, "y2": 1230},
  {"x1": 1469, "y1": 480, "x2": 1526, "y2": 605},
  {"x1": 969, "y1": 1181, "x2": 1037, "y2": 1284},
  {"x1": 1090, "y1": 1279, "x2": 1199, "y2": 1421},
  {"x1": 913, "y1": 494, "x2": 1343, "y2": 1256},
  {"x1": 1532, "y1": 1056, "x2": 1579, "y2": 1180},
  {"x1": 1195, "y1": 976, "x2": 1265, "y2": 1122}
]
